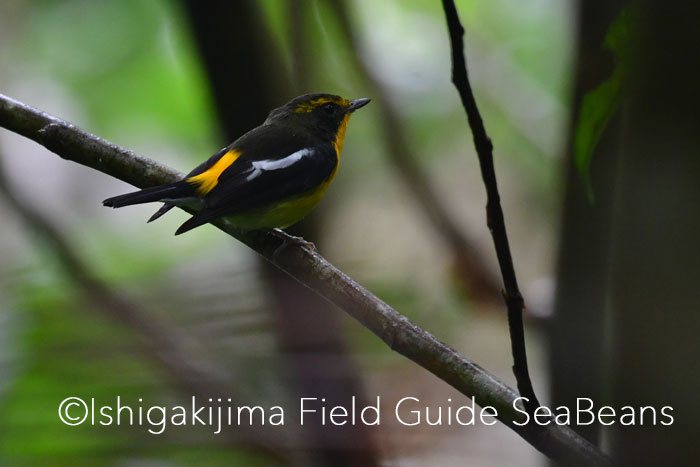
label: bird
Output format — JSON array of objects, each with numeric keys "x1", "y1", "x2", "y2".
[{"x1": 103, "y1": 93, "x2": 370, "y2": 237}]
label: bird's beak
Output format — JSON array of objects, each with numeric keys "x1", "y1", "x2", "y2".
[{"x1": 347, "y1": 98, "x2": 371, "y2": 113}]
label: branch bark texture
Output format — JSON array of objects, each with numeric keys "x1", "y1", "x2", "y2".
[
  {"x1": 0, "y1": 93, "x2": 609, "y2": 466},
  {"x1": 441, "y1": 0, "x2": 540, "y2": 412}
]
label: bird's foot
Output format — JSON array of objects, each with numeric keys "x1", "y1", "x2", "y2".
[{"x1": 269, "y1": 228, "x2": 317, "y2": 258}]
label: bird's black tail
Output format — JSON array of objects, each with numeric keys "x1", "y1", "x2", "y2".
[
  {"x1": 147, "y1": 204, "x2": 176, "y2": 223},
  {"x1": 103, "y1": 181, "x2": 194, "y2": 209},
  {"x1": 174, "y1": 210, "x2": 213, "y2": 236}
]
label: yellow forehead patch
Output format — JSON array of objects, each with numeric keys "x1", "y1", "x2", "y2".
[{"x1": 295, "y1": 97, "x2": 351, "y2": 114}]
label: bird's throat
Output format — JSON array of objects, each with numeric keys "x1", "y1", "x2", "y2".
[{"x1": 333, "y1": 114, "x2": 351, "y2": 156}]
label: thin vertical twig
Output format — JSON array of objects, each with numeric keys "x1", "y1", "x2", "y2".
[
  {"x1": 329, "y1": 0, "x2": 503, "y2": 304},
  {"x1": 440, "y1": 0, "x2": 540, "y2": 411}
]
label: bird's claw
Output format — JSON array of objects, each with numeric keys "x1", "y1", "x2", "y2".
[{"x1": 269, "y1": 228, "x2": 316, "y2": 259}]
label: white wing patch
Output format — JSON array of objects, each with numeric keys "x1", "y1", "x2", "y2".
[{"x1": 246, "y1": 147, "x2": 314, "y2": 181}]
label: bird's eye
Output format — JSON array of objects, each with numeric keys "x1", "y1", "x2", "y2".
[{"x1": 321, "y1": 103, "x2": 338, "y2": 115}]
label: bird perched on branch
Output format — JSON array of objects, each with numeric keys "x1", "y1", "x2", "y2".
[{"x1": 103, "y1": 93, "x2": 370, "y2": 237}]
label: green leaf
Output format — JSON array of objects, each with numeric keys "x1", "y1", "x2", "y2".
[{"x1": 573, "y1": 6, "x2": 635, "y2": 201}]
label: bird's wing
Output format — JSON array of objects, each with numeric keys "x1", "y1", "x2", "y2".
[
  {"x1": 205, "y1": 143, "x2": 337, "y2": 212},
  {"x1": 204, "y1": 144, "x2": 337, "y2": 213},
  {"x1": 174, "y1": 129, "x2": 338, "y2": 234},
  {"x1": 185, "y1": 143, "x2": 236, "y2": 178},
  {"x1": 146, "y1": 141, "x2": 237, "y2": 222},
  {"x1": 186, "y1": 123, "x2": 318, "y2": 195},
  {"x1": 150, "y1": 124, "x2": 328, "y2": 226}
]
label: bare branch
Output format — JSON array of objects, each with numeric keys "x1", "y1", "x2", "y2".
[
  {"x1": 0, "y1": 93, "x2": 610, "y2": 466},
  {"x1": 440, "y1": 0, "x2": 541, "y2": 413}
]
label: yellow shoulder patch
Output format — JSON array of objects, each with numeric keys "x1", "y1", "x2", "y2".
[{"x1": 187, "y1": 149, "x2": 241, "y2": 195}]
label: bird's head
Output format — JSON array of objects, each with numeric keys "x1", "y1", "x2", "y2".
[{"x1": 265, "y1": 93, "x2": 371, "y2": 141}]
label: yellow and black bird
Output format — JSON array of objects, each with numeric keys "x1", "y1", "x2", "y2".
[{"x1": 103, "y1": 93, "x2": 370, "y2": 235}]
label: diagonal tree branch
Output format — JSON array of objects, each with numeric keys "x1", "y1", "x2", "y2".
[
  {"x1": 0, "y1": 93, "x2": 610, "y2": 466},
  {"x1": 441, "y1": 0, "x2": 540, "y2": 412}
]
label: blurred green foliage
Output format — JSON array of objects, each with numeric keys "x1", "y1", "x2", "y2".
[
  {"x1": 18, "y1": 0, "x2": 216, "y2": 145},
  {"x1": 573, "y1": 6, "x2": 634, "y2": 200}
]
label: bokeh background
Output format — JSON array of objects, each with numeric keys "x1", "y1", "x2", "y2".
[{"x1": 1, "y1": 0, "x2": 698, "y2": 466}]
